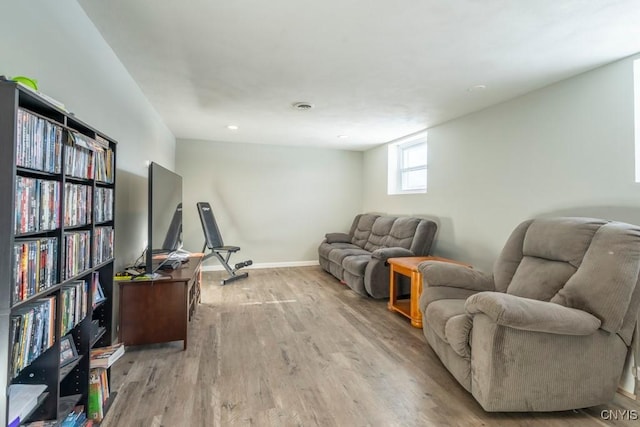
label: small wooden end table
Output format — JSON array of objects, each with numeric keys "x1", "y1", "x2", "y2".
[{"x1": 387, "y1": 256, "x2": 470, "y2": 328}]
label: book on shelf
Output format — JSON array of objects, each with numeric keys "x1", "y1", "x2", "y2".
[
  {"x1": 94, "y1": 147, "x2": 114, "y2": 184},
  {"x1": 10, "y1": 296, "x2": 56, "y2": 378},
  {"x1": 91, "y1": 272, "x2": 106, "y2": 307},
  {"x1": 64, "y1": 132, "x2": 115, "y2": 183},
  {"x1": 60, "y1": 404, "x2": 88, "y2": 427},
  {"x1": 12, "y1": 237, "x2": 58, "y2": 304},
  {"x1": 63, "y1": 230, "x2": 91, "y2": 279},
  {"x1": 94, "y1": 187, "x2": 113, "y2": 223},
  {"x1": 14, "y1": 177, "x2": 60, "y2": 235},
  {"x1": 63, "y1": 183, "x2": 92, "y2": 227},
  {"x1": 16, "y1": 108, "x2": 63, "y2": 173},
  {"x1": 91, "y1": 134, "x2": 114, "y2": 184},
  {"x1": 93, "y1": 226, "x2": 114, "y2": 265},
  {"x1": 61, "y1": 280, "x2": 88, "y2": 334},
  {"x1": 64, "y1": 133, "x2": 94, "y2": 180},
  {"x1": 87, "y1": 368, "x2": 110, "y2": 422},
  {"x1": 8, "y1": 383, "x2": 47, "y2": 427},
  {"x1": 90, "y1": 343, "x2": 124, "y2": 369}
]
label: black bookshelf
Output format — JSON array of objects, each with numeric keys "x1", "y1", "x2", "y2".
[{"x1": 0, "y1": 80, "x2": 117, "y2": 426}]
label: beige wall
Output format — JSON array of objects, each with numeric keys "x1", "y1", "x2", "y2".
[
  {"x1": 176, "y1": 139, "x2": 363, "y2": 268},
  {"x1": 0, "y1": 0, "x2": 176, "y2": 270},
  {"x1": 363, "y1": 53, "x2": 640, "y2": 272}
]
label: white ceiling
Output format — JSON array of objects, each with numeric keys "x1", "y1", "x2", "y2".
[{"x1": 78, "y1": 0, "x2": 640, "y2": 151}]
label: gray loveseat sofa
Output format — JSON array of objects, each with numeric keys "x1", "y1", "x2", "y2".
[
  {"x1": 418, "y1": 217, "x2": 640, "y2": 411},
  {"x1": 318, "y1": 213, "x2": 438, "y2": 298}
]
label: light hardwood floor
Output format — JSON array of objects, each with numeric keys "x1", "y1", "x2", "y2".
[{"x1": 102, "y1": 266, "x2": 640, "y2": 426}]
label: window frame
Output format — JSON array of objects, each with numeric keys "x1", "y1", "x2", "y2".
[{"x1": 387, "y1": 134, "x2": 428, "y2": 195}]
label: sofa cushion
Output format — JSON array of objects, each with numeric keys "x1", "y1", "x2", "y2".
[
  {"x1": 318, "y1": 242, "x2": 360, "y2": 259},
  {"x1": 342, "y1": 254, "x2": 371, "y2": 276},
  {"x1": 328, "y1": 247, "x2": 371, "y2": 265},
  {"x1": 351, "y1": 214, "x2": 380, "y2": 248},
  {"x1": 506, "y1": 256, "x2": 576, "y2": 301},
  {"x1": 386, "y1": 217, "x2": 422, "y2": 249},
  {"x1": 364, "y1": 216, "x2": 396, "y2": 252},
  {"x1": 424, "y1": 299, "x2": 466, "y2": 343}
]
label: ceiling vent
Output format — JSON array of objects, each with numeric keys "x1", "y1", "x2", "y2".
[{"x1": 292, "y1": 102, "x2": 314, "y2": 110}]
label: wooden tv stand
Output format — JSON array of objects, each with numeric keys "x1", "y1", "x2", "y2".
[{"x1": 117, "y1": 254, "x2": 203, "y2": 350}]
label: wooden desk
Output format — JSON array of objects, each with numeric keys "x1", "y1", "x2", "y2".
[
  {"x1": 388, "y1": 256, "x2": 470, "y2": 328},
  {"x1": 117, "y1": 254, "x2": 203, "y2": 350}
]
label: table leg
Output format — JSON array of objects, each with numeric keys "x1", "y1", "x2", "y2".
[
  {"x1": 410, "y1": 271, "x2": 423, "y2": 328},
  {"x1": 388, "y1": 267, "x2": 397, "y2": 311}
]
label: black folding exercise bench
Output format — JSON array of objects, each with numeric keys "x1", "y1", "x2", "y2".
[{"x1": 197, "y1": 202, "x2": 252, "y2": 285}]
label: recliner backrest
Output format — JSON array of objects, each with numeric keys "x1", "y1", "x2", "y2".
[
  {"x1": 408, "y1": 219, "x2": 438, "y2": 256},
  {"x1": 350, "y1": 214, "x2": 380, "y2": 248},
  {"x1": 386, "y1": 217, "x2": 422, "y2": 249},
  {"x1": 551, "y1": 222, "x2": 640, "y2": 333},
  {"x1": 364, "y1": 216, "x2": 396, "y2": 251},
  {"x1": 494, "y1": 217, "x2": 640, "y2": 334},
  {"x1": 349, "y1": 214, "x2": 437, "y2": 255},
  {"x1": 362, "y1": 215, "x2": 437, "y2": 255}
]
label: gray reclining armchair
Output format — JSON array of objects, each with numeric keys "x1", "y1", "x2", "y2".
[{"x1": 419, "y1": 217, "x2": 640, "y2": 411}]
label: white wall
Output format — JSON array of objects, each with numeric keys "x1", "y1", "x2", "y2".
[
  {"x1": 363, "y1": 53, "x2": 640, "y2": 272},
  {"x1": 176, "y1": 139, "x2": 363, "y2": 269},
  {"x1": 0, "y1": 0, "x2": 176, "y2": 269}
]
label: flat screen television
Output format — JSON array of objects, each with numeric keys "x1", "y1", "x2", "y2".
[{"x1": 146, "y1": 162, "x2": 183, "y2": 274}]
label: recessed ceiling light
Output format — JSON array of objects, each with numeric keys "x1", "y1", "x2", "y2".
[
  {"x1": 467, "y1": 85, "x2": 487, "y2": 92},
  {"x1": 292, "y1": 102, "x2": 314, "y2": 110},
  {"x1": 337, "y1": 135, "x2": 348, "y2": 139},
  {"x1": 227, "y1": 125, "x2": 239, "y2": 130}
]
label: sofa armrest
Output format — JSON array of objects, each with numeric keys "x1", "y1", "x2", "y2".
[
  {"x1": 465, "y1": 292, "x2": 602, "y2": 335},
  {"x1": 324, "y1": 232, "x2": 351, "y2": 244},
  {"x1": 371, "y1": 247, "x2": 414, "y2": 261},
  {"x1": 419, "y1": 261, "x2": 494, "y2": 292}
]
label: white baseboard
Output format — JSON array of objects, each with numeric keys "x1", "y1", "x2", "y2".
[
  {"x1": 200, "y1": 260, "x2": 319, "y2": 272},
  {"x1": 617, "y1": 386, "x2": 636, "y2": 400}
]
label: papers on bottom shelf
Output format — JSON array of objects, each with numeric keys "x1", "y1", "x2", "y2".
[{"x1": 8, "y1": 383, "x2": 48, "y2": 426}]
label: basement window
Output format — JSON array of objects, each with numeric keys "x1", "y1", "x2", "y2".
[{"x1": 388, "y1": 136, "x2": 427, "y2": 194}]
